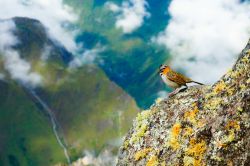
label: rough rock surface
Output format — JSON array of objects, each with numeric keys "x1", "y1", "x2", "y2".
[{"x1": 117, "y1": 39, "x2": 250, "y2": 166}]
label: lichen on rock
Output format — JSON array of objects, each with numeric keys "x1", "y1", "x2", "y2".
[{"x1": 117, "y1": 39, "x2": 250, "y2": 166}]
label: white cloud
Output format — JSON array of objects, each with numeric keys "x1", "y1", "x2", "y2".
[
  {"x1": 0, "y1": 20, "x2": 42, "y2": 87},
  {"x1": 72, "y1": 149, "x2": 117, "y2": 166},
  {"x1": 106, "y1": 2, "x2": 120, "y2": 12},
  {"x1": 0, "y1": 0, "x2": 77, "y2": 52},
  {"x1": 4, "y1": 50, "x2": 42, "y2": 87},
  {"x1": 154, "y1": 0, "x2": 250, "y2": 83},
  {"x1": 0, "y1": 20, "x2": 18, "y2": 50},
  {"x1": 69, "y1": 46, "x2": 105, "y2": 69},
  {"x1": 41, "y1": 45, "x2": 52, "y2": 61},
  {"x1": 106, "y1": 0, "x2": 150, "y2": 33}
]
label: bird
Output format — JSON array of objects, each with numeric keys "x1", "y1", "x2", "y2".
[{"x1": 158, "y1": 64, "x2": 203, "y2": 96}]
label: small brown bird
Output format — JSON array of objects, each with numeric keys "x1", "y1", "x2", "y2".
[{"x1": 159, "y1": 64, "x2": 203, "y2": 96}]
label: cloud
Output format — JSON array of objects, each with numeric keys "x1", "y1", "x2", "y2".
[
  {"x1": 0, "y1": 0, "x2": 77, "y2": 52},
  {"x1": 73, "y1": 149, "x2": 117, "y2": 166},
  {"x1": 154, "y1": 0, "x2": 250, "y2": 83},
  {"x1": 0, "y1": 20, "x2": 42, "y2": 87},
  {"x1": 4, "y1": 50, "x2": 42, "y2": 87},
  {"x1": 106, "y1": 0, "x2": 150, "y2": 33},
  {"x1": 41, "y1": 45, "x2": 52, "y2": 61},
  {"x1": 69, "y1": 46, "x2": 105, "y2": 69},
  {"x1": 0, "y1": 20, "x2": 18, "y2": 50}
]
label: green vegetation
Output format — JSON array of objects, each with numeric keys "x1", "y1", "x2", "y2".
[
  {"x1": 36, "y1": 64, "x2": 139, "y2": 161},
  {"x1": 0, "y1": 81, "x2": 66, "y2": 166},
  {"x1": 0, "y1": 17, "x2": 139, "y2": 165}
]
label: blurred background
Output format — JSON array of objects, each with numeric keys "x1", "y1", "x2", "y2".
[{"x1": 0, "y1": 0, "x2": 249, "y2": 165}]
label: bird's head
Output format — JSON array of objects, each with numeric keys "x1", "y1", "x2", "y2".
[{"x1": 158, "y1": 64, "x2": 170, "y2": 76}]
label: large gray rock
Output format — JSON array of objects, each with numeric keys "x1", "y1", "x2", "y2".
[{"x1": 117, "y1": 39, "x2": 250, "y2": 166}]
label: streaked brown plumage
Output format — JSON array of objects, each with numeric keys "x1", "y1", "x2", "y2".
[{"x1": 159, "y1": 64, "x2": 203, "y2": 95}]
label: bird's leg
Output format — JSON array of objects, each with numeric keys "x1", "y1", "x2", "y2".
[
  {"x1": 169, "y1": 85, "x2": 188, "y2": 97},
  {"x1": 168, "y1": 88, "x2": 181, "y2": 97}
]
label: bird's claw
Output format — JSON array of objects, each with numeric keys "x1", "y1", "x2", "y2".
[
  {"x1": 168, "y1": 86, "x2": 188, "y2": 97},
  {"x1": 168, "y1": 89, "x2": 179, "y2": 97}
]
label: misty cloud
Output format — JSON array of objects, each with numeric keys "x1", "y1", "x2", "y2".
[
  {"x1": 0, "y1": 20, "x2": 42, "y2": 87},
  {"x1": 69, "y1": 46, "x2": 105, "y2": 69},
  {"x1": 0, "y1": 0, "x2": 78, "y2": 52},
  {"x1": 73, "y1": 149, "x2": 117, "y2": 166},
  {"x1": 154, "y1": 0, "x2": 250, "y2": 83},
  {"x1": 41, "y1": 45, "x2": 52, "y2": 61},
  {"x1": 106, "y1": 0, "x2": 150, "y2": 33},
  {"x1": 4, "y1": 50, "x2": 42, "y2": 87}
]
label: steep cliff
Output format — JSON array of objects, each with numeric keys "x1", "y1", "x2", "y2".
[{"x1": 117, "y1": 39, "x2": 250, "y2": 165}]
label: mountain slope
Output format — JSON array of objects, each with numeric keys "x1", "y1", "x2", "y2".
[
  {"x1": 0, "y1": 81, "x2": 66, "y2": 165},
  {"x1": 0, "y1": 17, "x2": 139, "y2": 165}
]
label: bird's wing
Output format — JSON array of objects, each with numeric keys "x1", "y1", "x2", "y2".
[
  {"x1": 166, "y1": 70, "x2": 187, "y2": 85},
  {"x1": 179, "y1": 73, "x2": 193, "y2": 83}
]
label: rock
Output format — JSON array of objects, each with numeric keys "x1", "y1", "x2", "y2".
[{"x1": 117, "y1": 39, "x2": 250, "y2": 166}]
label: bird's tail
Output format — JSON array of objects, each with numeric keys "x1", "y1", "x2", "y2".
[{"x1": 191, "y1": 81, "x2": 204, "y2": 85}]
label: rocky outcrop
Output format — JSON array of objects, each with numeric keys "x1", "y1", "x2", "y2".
[{"x1": 117, "y1": 39, "x2": 250, "y2": 165}]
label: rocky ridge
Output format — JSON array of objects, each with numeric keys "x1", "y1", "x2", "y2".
[{"x1": 117, "y1": 39, "x2": 250, "y2": 165}]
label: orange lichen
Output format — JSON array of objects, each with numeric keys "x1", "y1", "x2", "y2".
[
  {"x1": 146, "y1": 155, "x2": 158, "y2": 166},
  {"x1": 184, "y1": 106, "x2": 199, "y2": 124},
  {"x1": 134, "y1": 148, "x2": 152, "y2": 161},
  {"x1": 172, "y1": 123, "x2": 182, "y2": 137},
  {"x1": 225, "y1": 120, "x2": 240, "y2": 131},
  {"x1": 186, "y1": 138, "x2": 207, "y2": 158},
  {"x1": 166, "y1": 123, "x2": 182, "y2": 150},
  {"x1": 193, "y1": 158, "x2": 204, "y2": 166}
]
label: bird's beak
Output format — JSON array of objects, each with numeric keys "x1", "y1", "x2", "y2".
[{"x1": 157, "y1": 64, "x2": 163, "y2": 74}]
